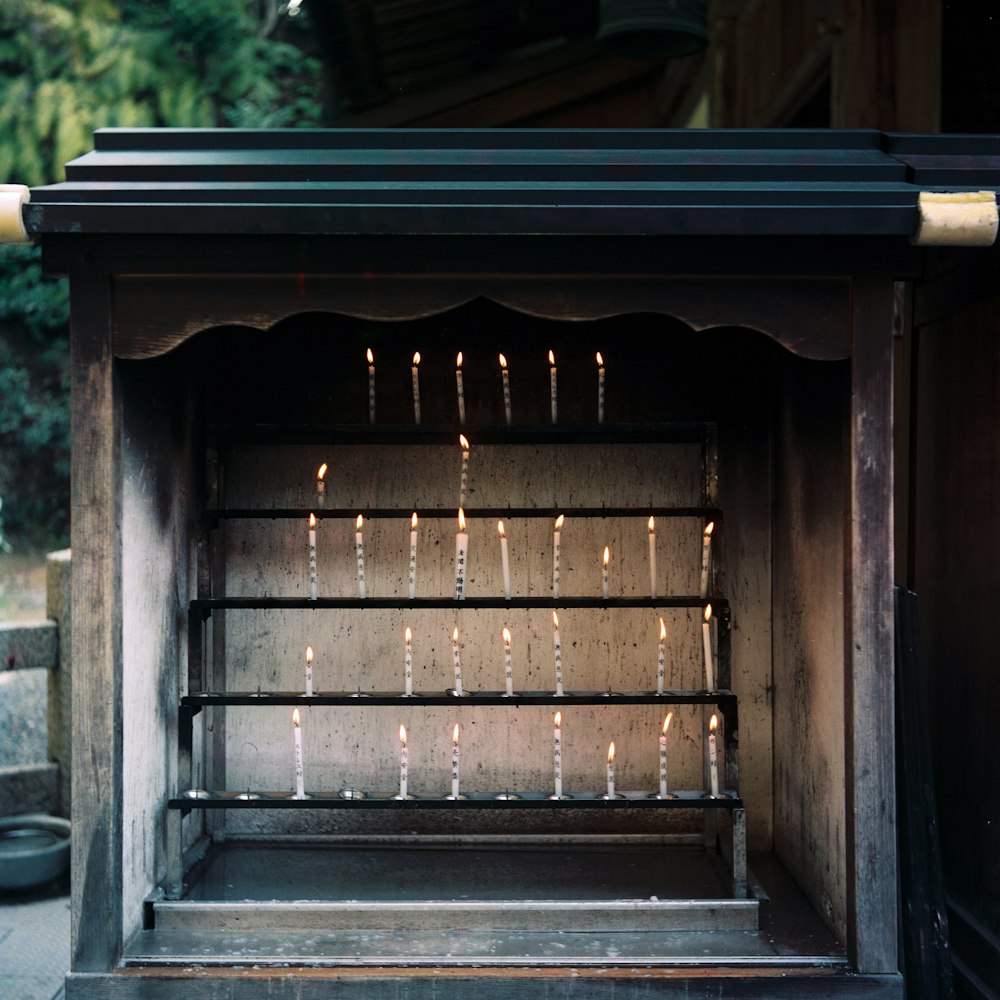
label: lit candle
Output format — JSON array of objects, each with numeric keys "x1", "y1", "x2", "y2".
[
  {"x1": 548, "y1": 349, "x2": 557, "y2": 423},
  {"x1": 411, "y1": 351, "x2": 422, "y2": 423},
  {"x1": 498, "y1": 520, "x2": 511, "y2": 599},
  {"x1": 316, "y1": 463, "x2": 328, "y2": 508},
  {"x1": 702, "y1": 604, "x2": 716, "y2": 691},
  {"x1": 458, "y1": 434, "x2": 470, "y2": 508},
  {"x1": 367, "y1": 347, "x2": 375, "y2": 424},
  {"x1": 700, "y1": 521, "x2": 715, "y2": 598},
  {"x1": 305, "y1": 644, "x2": 314, "y2": 697},
  {"x1": 602, "y1": 545, "x2": 610, "y2": 600},
  {"x1": 292, "y1": 708, "x2": 305, "y2": 799},
  {"x1": 708, "y1": 713, "x2": 720, "y2": 797},
  {"x1": 355, "y1": 514, "x2": 366, "y2": 599},
  {"x1": 404, "y1": 625, "x2": 413, "y2": 697},
  {"x1": 399, "y1": 724, "x2": 409, "y2": 799},
  {"x1": 597, "y1": 351, "x2": 605, "y2": 424},
  {"x1": 451, "y1": 626, "x2": 463, "y2": 696},
  {"x1": 648, "y1": 515, "x2": 657, "y2": 599},
  {"x1": 553, "y1": 711, "x2": 563, "y2": 799},
  {"x1": 308, "y1": 513, "x2": 318, "y2": 600},
  {"x1": 552, "y1": 514, "x2": 564, "y2": 598},
  {"x1": 502, "y1": 626, "x2": 513, "y2": 697},
  {"x1": 408, "y1": 512, "x2": 418, "y2": 600},
  {"x1": 606, "y1": 741, "x2": 616, "y2": 798},
  {"x1": 552, "y1": 610, "x2": 564, "y2": 696},
  {"x1": 454, "y1": 508, "x2": 469, "y2": 600},
  {"x1": 499, "y1": 353, "x2": 512, "y2": 425},
  {"x1": 659, "y1": 712, "x2": 673, "y2": 799},
  {"x1": 456, "y1": 351, "x2": 466, "y2": 424},
  {"x1": 451, "y1": 722, "x2": 461, "y2": 798},
  {"x1": 657, "y1": 617, "x2": 667, "y2": 695}
]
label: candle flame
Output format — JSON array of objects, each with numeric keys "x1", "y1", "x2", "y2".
[
  {"x1": 309, "y1": 513, "x2": 316, "y2": 528},
  {"x1": 709, "y1": 713, "x2": 718, "y2": 733},
  {"x1": 317, "y1": 463, "x2": 327, "y2": 481},
  {"x1": 497, "y1": 519, "x2": 505, "y2": 537},
  {"x1": 663, "y1": 712, "x2": 673, "y2": 734},
  {"x1": 367, "y1": 348, "x2": 374, "y2": 364},
  {"x1": 660, "y1": 617, "x2": 667, "y2": 640},
  {"x1": 458, "y1": 508, "x2": 466, "y2": 531},
  {"x1": 306, "y1": 645, "x2": 313, "y2": 664},
  {"x1": 356, "y1": 514, "x2": 364, "y2": 531},
  {"x1": 648, "y1": 515, "x2": 655, "y2": 533},
  {"x1": 704, "y1": 521, "x2": 715, "y2": 538},
  {"x1": 452, "y1": 626, "x2": 459, "y2": 642},
  {"x1": 411, "y1": 511, "x2": 418, "y2": 529},
  {"x1": 608, "y1": 741, "x2": 615, "y2": 763},
  {"x1": 596, "y1": 351, "x2": 604, "y2": 367},
  {"x1": 554, "y1": 513, "x2": 564, "y2": 530},
  {"x1": 548, "y1": 349, "x2": 555, "y2": 366},
  {"x1": 413, "y1": 351, "x2": 420, "y2": 365},
  {"x1": 292, "y1": 708, "x2": 300, "y2": 727},
  {"x1": 603, "y1": 545, "x2": 610, "y2": 567},
  {"x1": 499, "y1": 353, "x2": 508, "y2": 369},
  {"x1": 552, "y1": 610, "x2": 560, "y2": 628},
  {"x1": 502, "y1": 626, "x2": 512, "y2": 643},
  {"x1": 399, "y1": 724, "x2": 406, "y2": 744},
  {"x1": 704, "y1": 604, "x2": 712, "y2": 623},
  {"x1": 459, "y1": 434, "x2": 470, "y2": 451},
  {"x1": 456, "y1": 351, "x2": 463, "y2": 367},
  {"x1": 453, "y1": 723, "x2": 460, "y2": 743},
  {"x1": 554, "y1": 711, "x2": 561, "y2": 727},
  {"x1": 405, "y1": 626, "x2": 412, "y2": 642}
]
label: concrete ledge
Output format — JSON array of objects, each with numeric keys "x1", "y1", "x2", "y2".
[
  {"x1": 0, "y1": 621, "x2": 58, "y2": 671},
  {"x1": 0, "y1": 762, "x2": 59, "y2": 818}
]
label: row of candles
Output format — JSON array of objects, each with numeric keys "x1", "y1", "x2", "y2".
[
  {"x1": 299, "y1": 607, "x2": 717, "y2": 697},
  {"x1": 365, "y1": 349, "x2": 607, "y2": 424},
  {"x1": 289, "y1": 710, "x2": 725, "y2": 801}
]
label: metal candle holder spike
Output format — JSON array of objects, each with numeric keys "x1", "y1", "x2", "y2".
[
  {"x1": 494, "y1": 791, "x2": 520, "y2": 800},
  {"x1": 339, "y1": 788, "x2": 366, "y2": 800}
]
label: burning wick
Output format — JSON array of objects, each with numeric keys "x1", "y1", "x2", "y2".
[
  {"x1": 502, "y1": 626, "x2": 514, "y2": 697},
  {"x1": 499, "y1": 353, "x2": 512, "y2": 425},
  {"x1": 404, "y1": 626, "x2": 413, "y2": 697},
  {"x1": 657, "y1": 617, "x2": 667, "y2": 695},
  {"x1": 552, "y1": 610, "x2": 564, "y2": 696},
  {"x1": 700, "y1": 521, "x2": 715, "y2": 598},
  {"x1": 367, "y1": 348, "x2": 375, "y2": 424},
  {"x1": 308, "y1": 513, "x2": 318, "y2": 600},
  {"x1": 596, "y1": 351, "x2": 605, "y2": 424},
  {"x1": 553, "y1": 711, "x2": 564, "y2": 799},
  {"x1": 355, "y1": 514, "x2": 366, "y2": 599},
  {"x1": 398, "y1": 724, "x2": 409, "y2": 799},
  {"x1": 708, "y1": 713, "x2": 720, "y2": 797},
  {"x1": 408, "y1": 512, "x2": 418, "y2": 600},
  {"x1": 451, "y1": 627, "x2": 463, "y2": 696},
  {"x1": 498, "y1": 520, "x2": 511, "y2": 600},
  {"x1": 702, "y1": 604, "x2": 716, "y2": 692},
  {"x1": 450, "y1": 723, "x2": 461, "y2": 799},
  {"x1": 602, "y1": 545, "x2": 610, "y2": 600},
  {"x1": 458, "y1": 434, "x2": 470, "y2": 508},
  {"x1": 606, "y1": 741, "x2": 617, "y2": 799},
  {"x1": 552, "y1": 514, "x2": 564, "y2": 598},
  {"x1": 454, "y1": 508, "x2": 469, "y2": 600},
  {"x1": 549, "y1": 349, "x2": 557, "y2": 423},
  {"x1": 316, "y1": 463, "x2": 328, "y2": 507},
  {"x1": 659, "y1": 712, "x2": 673, "y2": 799},
  {"x1": 455, "y1": 351, "x2": 466, "y2": 424},
  {"x1": 305, "y1": 645, "x2": 314, "y2": 698},
  {"x1": 292, "y1": 708, "x2": 305, "y2": 799},
  {"x1": 648, "y1": 515, "x2": 657, "y2": 599},
  {"x1": 411, "y1": 351, "x2": 422, "y2": 424}
]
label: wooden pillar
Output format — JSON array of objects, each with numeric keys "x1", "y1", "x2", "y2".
[
  {"x1": 69, "y1": 273, "x2": 123, "y2": 972},
  {"x1": 846, "y1": 277, "x2": 897, "y2": 973}
]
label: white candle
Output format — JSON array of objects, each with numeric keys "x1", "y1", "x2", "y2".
[
  {"x1": 700, "y1": 521, "x2": 715, "y2": 598},
  {"x1": 455, "y1": 351, "x2": 466, "y2": 424},
  {"x1": 702, "y1": 604, "x2": 716, "y2": 691},
  {"x1": 411, "y1": 351, "x2": 422, "y2": 424},
  {"x1": 451, "y1": 723, "x2": 461, "y2": 798},
  {"x1": 606, "y1": 741, "x2": 616, "y2": 798},
  {"x1": 408, "y1": 512, "x2": 418, "y2": 600},
  {"x1": 316, "y1": 463, "x2": 328, "y2": 508},
  {"x1": 355, "y1": 514, "x2": 366, "y2": 599},
  {"x1": 597, "y1": 351, "x2": 605, "y2": 424},
  {"x1": 549, "y1": 349, "x2": 557, "y2": 423},
  {"x1": 552, "y1": 514, "x2": 564, "y2": 598},
  {"x1": 648, "y1": 515, "x2": 657, "y2": 599},
  {"x1": 454, "y1": 508, "x2": 469, "y2": 600},
  {"x1": 399, "y1": 724, "x2": 409, "y2": 799},
  {"x1": 659, "y1": 712, "x2": 673, "y2": 799},
  {"x1": 367, "y1": 347, "x2": 376, "y2": 424},
  {"x1": 292, "y1": 708, "x2": 305, "y2": 799},
  {"x1": 602, "y1": 545, "x2": 610, "y2": 600},
  {"x1": 308, "y1": 513, "x2": 318, "y2": 600},
  {"x1": 502, "y1": 626, "x2": 513, "y2": 696},
  {"x1": 657, "y1": 617, "x2": 667, "y2": 695},
  {"x1": 404, "y1": 626, "x2": 413, "y2": 696},
  {"x1": 451, "y1": 627, "x2": 463, "y2": 696},
  {"x1": 458, "y1": 434, "x2": 470, "y2": 508},
  {"x1": 499, "y1": 353, "x2": 512, "y2": 425},
  {"x1": 498, "y1": 520, "x2": 511, "y2": 599},
  {"x1": 553, "y1": 711, "x2": 563, "y2": 798},
  {"x1": 305, "y1": 645, "x2": 314, "y2": 697},
  {"x1": 708, "y1": 713, "x2": 720, "y2": 797},
  {"x1": 552, "y1": 610, "x2": 564, "y2": 696}
]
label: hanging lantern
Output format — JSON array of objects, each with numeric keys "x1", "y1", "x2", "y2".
[{"x1": 596, "y1": 0, "x2": 708, "y2": 59}]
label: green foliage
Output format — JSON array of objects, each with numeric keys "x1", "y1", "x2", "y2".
[{"x1": 0, "y1": 0, "x2": 322, "y2": 550}]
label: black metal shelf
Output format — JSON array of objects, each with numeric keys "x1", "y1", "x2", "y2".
[{"x1": 190, "y1": 596, "x2": 729, "y2": 612}]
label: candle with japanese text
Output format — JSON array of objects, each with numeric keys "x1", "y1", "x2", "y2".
[
  {"x1": 597, "y1": 351, "x2": 605, "y2": 423},
  {"x1": 657, "y1": 617, "x2": 667, "y2": 695},
  {"x1": 308, "y1": 513, "x2": 317, "y2": 600},
  {"x1": 404, "y1": 626, "x2": 413, "y2": 696},
  {"x1": 451, "y1": 627, "x2": 463, "y2": 696},
  {"x1": 549, "y1": 349, "x2": 557, "y2": 423},
  {"x1": 292, "y1": 708, "x2": 305, "y2": 799},
  {"x1": 648, "y1": 515, "x2": 657, "y2": 599},
  {"x1": 602, "y1": 545, "x2": 610, "y2": 600},
  {"x1": 455, "y1": 351, "x2": 466, "y2": 423},
  {"x1": 502, "y1": 627, "x2": 514, "y2": 696},
  {"x1": 305, "y1": 645, "x2": 314, "y2": 697},
  {"x1": 552, "y1": 610, "x2": 564, "y2": 696},
  {"x1": 552, "y1": 514, "x2": 564, "y2": 598},
  {"x1": 553, "y1": 711, "x2": 563, "y2": 799},
  {"x1": 451, "y1": 723, "x2": 461, "y2": 798},
  {"x1": 708, "y1": 714, "x2": 720, "y2": 797},
  {"x1": 606, "y1": 741, "x2": 616, "y2": 798},
  {"x1": 498, "y1": 520, "x2": 511, "y2": 599},
  {"x1": 411, "y1": 351, "x2": 422, "y2": 423},
  {"x1": 700, "y1": 521, "x2": 715, "y2": 598},
  {"x1": 408, "y1": 512, "x2": 418, "y2": 599},
  {"x1": 702, "y1": 604, "x2": 716, "y2": 691},
  {"x1": 499, "y1": 353, "x2": 512, "y2": 425},
  {"x1": 458, "y1": 434, "x2": 470, "y2": 508},
  {"x1": 355, "y1": 514, "x2": 366, "y2": 599},
  {"x1": 367, "y1": 348, "x2": 375, "y2": 423},
  {"x1": 399, "y1": 724, "x2": 409, "y2": 799},
  {"x1": 316, "y1": 463, "x2": 328, "y2": 508},
  {"x1": 454, "y1": 508, "x2": 469, "y2": 600},
  {"x1": 659, "y1": 712, "x2": 673, "y2": 799}
]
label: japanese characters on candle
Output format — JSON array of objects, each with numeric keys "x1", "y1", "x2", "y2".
[
  {"x1": 700, "y1": 520, "x2": 715, "y2": 598},
  {"x1": 398, "y1": 724, "x2": 409, "y2": 799},
  {"x1": 606, "y1": 741, "x2": 616, "y2": 798},
  {"x1": 648, "y1": 515, "x2": 657, "y2": 599},
  {"x1": 292, "y1": 708, "x2": 305, "y2": 799},
  {"x1": 408, "y1": 512, "x2": 418, "y2": 599},
  {"x1": 552, "y1": 514, "x2": 565, "y2": 597},
  {"x1": 308, "y1": 513, "x2": 318, "y2": 600},
  {"x1": 602, "y1": 545, "x2": 610, "y2": 600},
  {"x1": 552, "y1": 610, "x2": 564, "y2": 696},
  {"x1": 597, "y1": 351, "x2": 605, "y2": 423},
  {"x1": 305, "y1": 645, "x2": 314, "y2": 698},
  {"x1": 499, "y1": 353, "x2": 512, "y2": 425},
  {"x1": 659, "y1": 712, "x2": 673, "y2": 799},
  {"x1": 549, "y1": 349, "x2": 557, "y2": 423},
  {"x1": 411, "y1": 351, "x2": 422, "y2": 423},
  {"x1": 458, "y1": 434, "x2": 470, "y2": 508},
  {"x1": 451, "y1": 627, "x2": 463, "y2": 696},
  {"x1": 708, "y1": 713, "x2": 720, "y2": 797},
  {"x1": 455, "y1": 351, "x2": 466, "y2": 424},
  {"x1": 316, "y1": 463, "x2": 328, "y2": 507},
  {"x1": 451, "y1": 723, "x2": 461, "y2": 798},
  {"x1": 498, "y1": 520, "x2": 511, "y2": 599},
  {"x1": 702, "y1": 603, "x2": 716, "y2": 691},
  {"x1": 404, "y1": 626, "x2": 414, "y2": 696},
  {"x1": 502, "y1": 626, "x2": 514, "y2": 696},
  {"x1": 454, "y1": 508, "x2": 469, "y2": 600},
  {"x1": 355, "y1": 514, "x2": 367, "y2": 599},
  {"x1": 657, "y1": 617, "x2": 667, "y2": 695},
  {"x1": 553, "y1": 711, "x2": 563, "y2": 799},
  {"x1": 367, "y1": 347, "x2": 375, "y2": 424}
]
